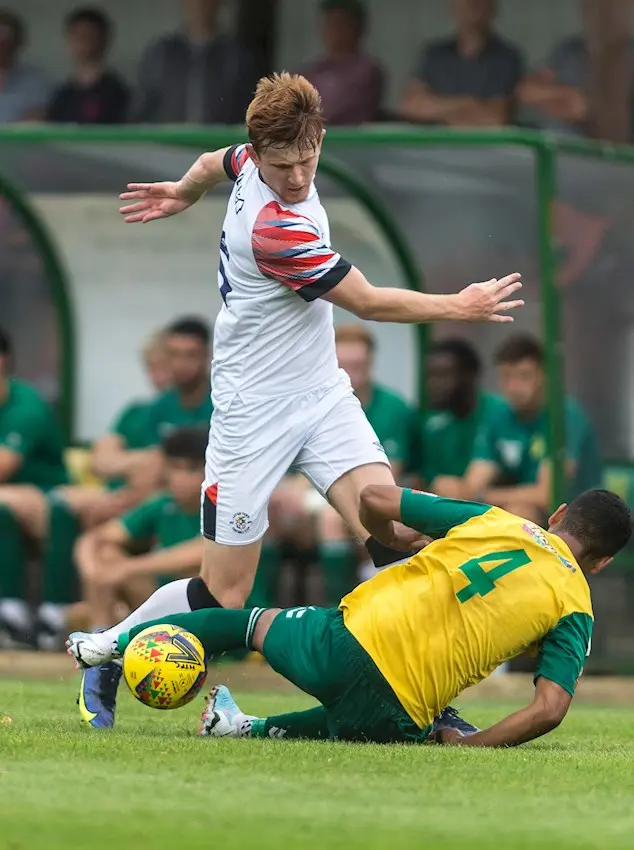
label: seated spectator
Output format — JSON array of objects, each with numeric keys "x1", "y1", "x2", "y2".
[
  {"x1": 47, "y1": 7, "x2": 130, "y2": 125},
  {"x1": 420, "y1": 338, "x2": 506, "y2": 490},
  {"x1": 517, "y1": 34, "x2": 634, "y2": 138},
  {"x1": 399, "y1": 0, "x2": 523, "y2": 127},
  {"x1": 0, "y1": 326, "x2": 68, "y2": 645},
  {"x1": 132, "y1": 0, "x2": 259, "y2": 124},
  {"x1": 441, "y1": 334, "x2": 602, "y2": 525},
  {"x1": 38, "y1": 317, "x2": 212, "y2": 650},
  {"x1": 75, "y1": 428, "x2": 205, "y2": 632},
  {"x1": 299, "y1": 0, "x2": 384, "y2": 125},
  {"x1": 0, "y1": 9, "x2": 49, "y2": 123},
  {"x1": 269, "y1": 324, "x2": 420, "y2": 607}
]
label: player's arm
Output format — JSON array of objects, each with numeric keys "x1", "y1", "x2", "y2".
[
  {"x1": 359, "y1": 486, "x2": 490, "y2": 545},
  {"x1": 252, "y1": 206, "x2": 523, "y2": 323},
  {"x1": 444, "y1": 612, "x2": 592, "y2": 748},
  {"x1": 325, "y1": 266, "x2": 523, "y2": 324},
  {"x1": 119, "y1": 145, "x2": 244, "y2": 224},
  {"x1": 443, "y1": 677, "x2": 572, "y2": 748}
]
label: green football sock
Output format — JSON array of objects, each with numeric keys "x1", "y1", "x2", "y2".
[
  {"x1": 250, "y1": 707, "x2": 330, "y2": 740},
  {"x1": 0, "y1": 506, "x2": 28, "y2": 600},
  {"x1": 247, "y1": 540, "x2": 280, "y2": 609},
  {"x1": 319, "y1": 540, "x2": 358, "y2": 607},
  {"x1": 117, "y1": 607, "x2": 266, "y2": 657},
  {"x1": 41, "y1": 496, "x2": 80, "y2": 605}
]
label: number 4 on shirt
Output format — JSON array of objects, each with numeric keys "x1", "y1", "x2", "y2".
[{"x1": 456, "y1": 549, "x2": 532, "y2": 603}]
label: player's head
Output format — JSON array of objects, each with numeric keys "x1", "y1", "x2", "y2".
[
  {"x1": 335, "y1": 324, "x2": 375, "y2": 395},
  {"x1": 0, "y1": 9, "x2": 25, "y2": 67},
  {"x1": 65, "y1": 7, "x2": 112, "y2": 62},
  {"x1": 319, "y1": 0, "x2": 367, "y2": 55},
  {"x1": 162, "y1": 427, "x2": 207, "y2": 506},
  {"x1": 427, "y1": 338, "x2": 480, "y2": 410},
  {"x1": 494, "y1": 334, "x2": 544, "y2": 415},
  {"x1": 246, "y1": 72, "x2": 325, "y2": 205},
  {"x1": 452, "y1": 0, "x2": 496, "y2": 32},
  {"x1": 141, "y1": 330, "x2": 172, "y2": 393},
  {"x1": 164, "y1": 317, "x2": 211, "y2": 392},
  {"x1": 0, "y1": 325, "x2": 12, "y2": 378},
  {"x1": 549, "y1": 489, "x2": 633, "y2": 573}
]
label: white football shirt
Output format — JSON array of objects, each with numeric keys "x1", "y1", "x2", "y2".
[{"x1": 211, "y1": 144, "x2": 351, "y2": 412}]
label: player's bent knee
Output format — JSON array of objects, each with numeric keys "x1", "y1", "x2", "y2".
[{"x1": 252, "y1": 608, "x2": 281, "y2": 653}]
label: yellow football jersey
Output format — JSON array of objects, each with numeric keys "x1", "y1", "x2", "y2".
[{"x1": 341, "y1": 492, "x2": 593, "y2": 730}]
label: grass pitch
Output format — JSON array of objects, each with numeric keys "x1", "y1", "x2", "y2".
[{"x1": 1, "y1": 676, "x2": 633, "y2": 850}]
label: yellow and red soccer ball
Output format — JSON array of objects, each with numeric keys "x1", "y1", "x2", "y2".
[{"x1": 123, "y1": 624, "x2": 207, "y2": 710}]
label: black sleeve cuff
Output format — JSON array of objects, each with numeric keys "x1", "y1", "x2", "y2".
[
  {"x1": 296, "y1": 258, "x2": 352, "y2": 302},
  {"x1": 223, "y1": 145, "x2": 240, "y2": 182}
]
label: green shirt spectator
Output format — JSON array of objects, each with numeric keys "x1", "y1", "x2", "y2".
[
  {"x1": 463, "y1": 334, "x2": 602, "y2": 526},
  {"x1": 473, "y1": 395, "x2": 602, "y2": 498},
  {"x1": 121, "y1": 491, "x2": 201, "y2": 551},
  {"x1": 106, "y1": 400, "x2": 155, "y2": 491},
  {"x1": 0, "y1": 378, "x2": 67, "y2": 490},
  {"x1": 145, "y1": 387, "x2": 213, "y2": 446},
  {"x1": 422, "y1": 391, "x2": 506, "y2": 483}
]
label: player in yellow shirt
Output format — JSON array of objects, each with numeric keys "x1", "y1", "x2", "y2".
[{"x1": 71, "y1": 486, "x2": 631, "y2": 747}]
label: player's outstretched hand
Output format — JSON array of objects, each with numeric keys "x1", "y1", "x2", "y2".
[
  {"x1": 455, "y1": 273, "x2": 524, "y2": 323},
  {"x1": 119, "y1": 181, "x2": 195, "y2": 223}
]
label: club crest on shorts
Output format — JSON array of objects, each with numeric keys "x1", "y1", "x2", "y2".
[{"x1": 231, "y1": 512, "x2": 252, "y2": 534}]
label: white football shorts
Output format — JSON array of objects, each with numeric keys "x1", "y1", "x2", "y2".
[{"x1": 201, "y1": 374, "x2": 389, "y2": 545}]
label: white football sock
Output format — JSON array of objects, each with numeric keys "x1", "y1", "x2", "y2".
[{"x1": 97, "y1": 578, "x2": 194, "y2": 649}]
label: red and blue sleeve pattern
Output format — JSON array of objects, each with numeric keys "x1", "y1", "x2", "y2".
[
  {"x1": 252, "y1": 201, "x2": 351, "y2": 301},
  {"x1": 223, "y1": 144, "x2": 250, "y2": 182}
]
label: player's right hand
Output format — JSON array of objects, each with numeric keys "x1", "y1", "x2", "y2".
[
  {"x1": 455, "y1": 273, "x2": 524, "y2": 323},
  {"x1": 119, "y1": 181, "x2": 194, "y2": 223}
]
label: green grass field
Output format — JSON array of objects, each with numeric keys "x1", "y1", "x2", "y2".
[{"x1": 1, "y1": 677, "x2": 634, "y2": 850}]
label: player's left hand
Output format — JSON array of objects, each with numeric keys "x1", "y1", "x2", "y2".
[
  {"x1": 456, "y1": 273, "x2": 524, "y2": 323},
  {"x1": 432, "y1": 728, "x2": 464, "y2": 745},
  {"x1": 390, "y1": 523, "x2": 432, "y2": 552}
]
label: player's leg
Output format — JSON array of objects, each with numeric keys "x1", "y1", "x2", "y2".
[
  {"x1": 201, "y1": 685, "x2": 329, "y2": 740},
  {"x1": 295, "y1": 390, "x2": 407, "y2": 569}
]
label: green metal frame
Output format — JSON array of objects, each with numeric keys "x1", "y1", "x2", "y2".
[
  {"x1": 0, "y1": 170, "x2": 74, "y2": 442},
  {"x1": 3, "y1": 125, "x2": 634, "y2": 503}
]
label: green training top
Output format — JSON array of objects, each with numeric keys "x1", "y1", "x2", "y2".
[
  {"x1": 420, "y1": 392, "x2": 506, "y2": 483},
  {"x1": 472, "y1": 396, "x2": 602, "y2": 498},
  {"x1": 0, "y1": 379, "x2": 67, "y2": 490},
  {"x1": 121, "y1": 492, "x2": 201, "y2": 550},
  {"x1": 144, "y1": 388, "x2": 213, "y2": 447},
  {"x1": 106, "y1": 400, "x2": 156, "y2": 491}
]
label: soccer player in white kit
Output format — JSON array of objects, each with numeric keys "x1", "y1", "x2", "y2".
[{"x1": 68, "y1": 73, "x2": 523, "y2": 728}]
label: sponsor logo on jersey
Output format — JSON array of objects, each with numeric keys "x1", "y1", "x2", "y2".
[
  {"x1": 231, "y1": 512, "x2": 252, "y2": 534},
  {"x1": 373, "y1": 440, "x2": 387, "y2": 455},
  {"x1": 522, "y1": 522, "x2": 576, "y2": 572}
]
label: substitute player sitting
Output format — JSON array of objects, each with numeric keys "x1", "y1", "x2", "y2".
[
  {"x1": 77, "y1": 487, "x2": 632, "y2": 747},
  {"x1": 68, "y1": 71, "x2": 523, "y2": 728}
]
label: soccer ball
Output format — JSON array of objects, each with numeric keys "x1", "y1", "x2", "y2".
[{"x1": 123, "y1": 624, "x2": 207, "y2": 710}]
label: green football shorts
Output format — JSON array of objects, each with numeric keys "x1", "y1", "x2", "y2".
[{"x1": 262, "y1": 606, "x2": 431, "y2": 743}]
